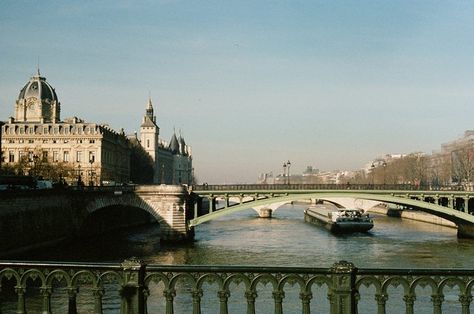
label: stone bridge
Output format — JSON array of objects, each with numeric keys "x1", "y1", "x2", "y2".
[
  {"x1": 190, "y1": 184, "x2": 474, "y2": 238},
  {"x1": 0, "y1": 185, "x2": 193, "y2": 256}
]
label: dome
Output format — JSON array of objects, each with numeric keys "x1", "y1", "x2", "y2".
[{"x1": 18, "y1": 72, "x2": 58, "y2": 103}]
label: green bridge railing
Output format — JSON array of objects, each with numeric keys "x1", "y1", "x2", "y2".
[{"x1": 0, "y1": 260, "x2": 473, "y2": 313}]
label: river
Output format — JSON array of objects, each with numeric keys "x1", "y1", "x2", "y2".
[
  {"x1": 7, "y1": 204, "x2": 474, "y2": 313},
  {"x1": 19, "y1": 204, "x2": 473, "y2": 267}
]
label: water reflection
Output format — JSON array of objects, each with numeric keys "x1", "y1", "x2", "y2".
[{"x1": 17, "y1": 204, "x2": 473, "y2": 269}]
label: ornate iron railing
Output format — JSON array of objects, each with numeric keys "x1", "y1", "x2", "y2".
[
  {"x1": 193, "y1": 183, "x2": 468, "y2": 192},
  {"x1": 0, "y1": 260, "x2": 473, "y2": 313}
]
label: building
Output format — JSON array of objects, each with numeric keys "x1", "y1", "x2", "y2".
[
  {"x1": 1, "y1": 71, "x2": 193, "y2": 186},
  {"x1": 0, "y1": 71, "x2": 130, "y2": 185},
  {"x1": 138, "y1": 98, "x2": 193, "y2": 185}
]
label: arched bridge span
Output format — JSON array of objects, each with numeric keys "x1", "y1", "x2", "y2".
[{"x1": 190, "y1": 187, "x2": 474, "y2": 238}]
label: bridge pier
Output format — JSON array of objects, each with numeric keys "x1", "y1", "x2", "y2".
[
  {"x1": 135, "y1": 185, "x2": 194, "y2": 242},
  {"x1": 258, "y1": 208, "x2": 273, "y2": 218},
  {"x1": 457, "y1": 223, "x2": 474, "y2": 238}
]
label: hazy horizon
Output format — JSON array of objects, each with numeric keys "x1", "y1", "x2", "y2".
[{"x1": 1, "y1": 1, "x2": 474, "y2": 183}]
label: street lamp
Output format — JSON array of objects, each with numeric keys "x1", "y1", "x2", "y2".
[
  {"x1": 283, "y1": 160, "x2": 291, "y2": 184},
  {"x1": 0, "y1": 121, "x2": 4, "y2": 175},
  {"x1": 382, "y1": 161, "x2": 387, "y2": 187},
  {"x1": 89, "y1": 157, "x2": 94, "y2": 186},
  {"x1": 370, "y1": 163, "x2": 375, "y2": 187},
  {"x1": 77, "y1": 164, "x2": 82, "y2": 187},
  {"x1": 32, "y1": 154, "x2": 38, "y2": 177}
]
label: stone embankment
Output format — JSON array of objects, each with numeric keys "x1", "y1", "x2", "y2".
[{"x1": 368, "y1": 205, "x2": 456, "y2": 228}]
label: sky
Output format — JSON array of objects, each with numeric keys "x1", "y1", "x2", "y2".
[{"x1": 1, "y1": 1, "x2": 474, "y2": 184}]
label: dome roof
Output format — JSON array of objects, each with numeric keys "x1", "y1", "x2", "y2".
[{"x1": 18, "y1": 72, "x2": 58, "y2": 103}]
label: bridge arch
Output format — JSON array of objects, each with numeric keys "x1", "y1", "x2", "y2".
[
  {"x1": 190, "y1": 192, "x2": 474, "y2": 237},
  {"x1": 84, "y1": 193, "x2": 167, "y2": 225}
]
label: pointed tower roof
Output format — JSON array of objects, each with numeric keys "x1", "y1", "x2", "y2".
[
  {"x1": 169, "y1": 131, "x2": 180, "y2": 154},
  {"x1": 141, "y1": 97, "x2": 158, "y2": 128}
]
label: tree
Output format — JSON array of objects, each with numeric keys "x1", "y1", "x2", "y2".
[{"x1": 451, "y1": 147, "x2": 474, "y2": 184}]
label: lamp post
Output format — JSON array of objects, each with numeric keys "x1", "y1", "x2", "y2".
[
  {"x1": 0, "y1": 121, "x2": 4, "y2": 175},
  {"x1": 382, "y1": 161, "x2": 387, "y2": 188},
  {"x1": 32, "y1": 154, "x2": 38, "y2": 177},
  {"x1": 286, "y1": 160, "x2": 291, "y2": 185},
  {"x1": 77, "y1": 164, "x2": 82, "y2": 187},
  {"x1": 283, "y1": 160, "x2": 291, "y2": 185},
  {"x1": 370, "y1": 163, "x2": 375, "y2": 187},
  {"x1": 89, "y1": 158, "x2": 94, "y2": 186}
]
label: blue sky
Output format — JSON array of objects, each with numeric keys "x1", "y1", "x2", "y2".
[{"x1": 1, "y1": 1, "x2": 474, "y2": 183}]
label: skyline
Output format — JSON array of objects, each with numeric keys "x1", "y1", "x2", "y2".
[{"x1": 1, "y1": 2, "x2": 474, "y2": 183}]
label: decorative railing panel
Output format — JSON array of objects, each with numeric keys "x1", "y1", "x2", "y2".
[{"x1": 0, "y1": 260, "x2": 473, "y2": 313}]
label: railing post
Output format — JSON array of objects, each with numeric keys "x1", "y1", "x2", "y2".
[
  {"x1": 459, "y1": 295, "x2": 472, "y2": 314},
  {"x1": 218, "y1": 289, "x2": 230, "y2": 314},
  {"x1": 245, "y1": 289, "x2": 257, "y2": 314},
  {"x1": 67, "y1": 287, "x2": 79, "y2": 314},
  {"x1": 40, "y1": 285, "x2": 52, "y2": 314},
  {"x1": 15, "y1": 285, "x2": 26, "y2": 314},
  {"x1": 120, "y1": 258, "x2": 146, "y2": 314},
  {"x1": 330, "y1": 261, "x2": 357, "y2": 314}
]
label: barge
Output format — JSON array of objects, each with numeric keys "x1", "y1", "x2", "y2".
[{"x1": 304, "y1": 204, "x2": 374, "y2": 233}]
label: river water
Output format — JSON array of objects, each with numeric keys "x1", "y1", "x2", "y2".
[
  {"x1": 22, "y1": 204, "x2": 474, "y2": 268},
  {"x1": 7, "y1": 204, "x2": 474, "y2": 313}
]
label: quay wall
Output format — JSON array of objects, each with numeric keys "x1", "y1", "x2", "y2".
[
  {"x1": 0, "y1": 186, "x2": 193, "y2": 256},
  {"x1": 368, "y1": 206, "x2": 457, "y2": 228},
  {"x1": 0, "y1": 190, "x2": 82, "y2": 256}
]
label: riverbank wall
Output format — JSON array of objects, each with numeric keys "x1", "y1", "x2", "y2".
[{"x1": 368, "y1": 206, "x2": 457, "y2": 228}]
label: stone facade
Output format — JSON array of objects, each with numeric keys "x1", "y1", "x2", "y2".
[
  {"x1": 138, "y1": 98, "x2": 193, "y2": 185},
  {"x1": 1, "y1": 71, "x2": 193, "y2": 185},
  {"x1": 1, "y1": 72, "x2": 130, "y2": 185}
]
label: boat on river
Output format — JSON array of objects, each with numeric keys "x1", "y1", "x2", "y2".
[{"x1": 304, "y1": 203, "x2": 374, "y2": 233}]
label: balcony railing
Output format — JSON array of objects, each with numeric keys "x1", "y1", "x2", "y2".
[{"x1": 0, "y1": 260, "x2": 473, "y2": 313}]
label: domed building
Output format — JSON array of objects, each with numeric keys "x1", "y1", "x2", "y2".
[
  {"x1": 1, "y1": 71, "x2": 131, "y2": 185},
  {"x1": 1, "y1": 70, "x2": 193, "y2": 186}
]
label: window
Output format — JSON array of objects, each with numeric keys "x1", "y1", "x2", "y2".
[
  {"x1": 76, "y1": 151, "x2": 82, "y2": 162},
  {"x1": 42, "y1": 151, "x2": 48, "y2": 162},
  {"x1": 9, "y1": 151, "x2": 14, "y2": 163},
  {"x1": 147, "y1": 139, "x2": 150, "y2": 148},
  {"x1": 89, "y1": 151, "x2": 95, "y2": 163},
  {"x1": 89, "y1": 140, "x2": 95, "y2": 143},
  {"x1": 63, "y1": 151, "x2": 69, "y2": 162},
  {"x1": 28, "y1": 140, "x2": 34, "y2": 144},
  {"x1": 53, "y1": 151, "x2": 59, "y2": 162}
]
